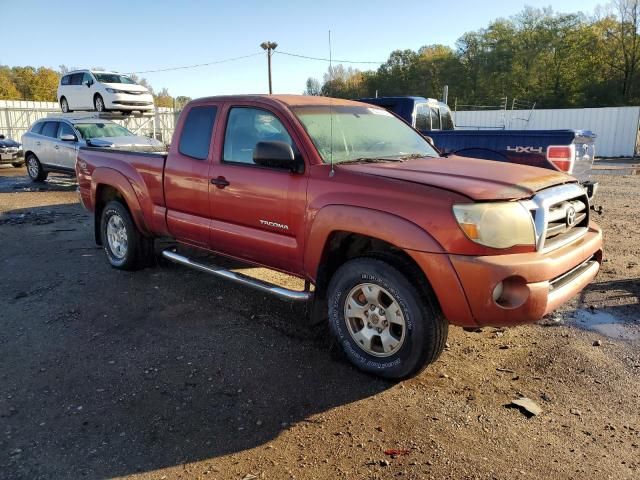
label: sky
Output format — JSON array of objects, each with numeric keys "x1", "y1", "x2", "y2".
[{"x1": 2, "y1": 0, "x2": 606, "y2": 98}]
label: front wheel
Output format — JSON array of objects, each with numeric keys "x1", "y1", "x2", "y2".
[
  {"x1": 327, "y1": 257, "x2": 448, "y2": 379},
  {"x1": 94, "y1": 94, "x2": 106, "y2": 112},
  {"x1": 26, "y1": 154, "x2": 48, "y2": 182},
  {"x1": 100, "y1": 200, "x2": 154, "y2": 270}
]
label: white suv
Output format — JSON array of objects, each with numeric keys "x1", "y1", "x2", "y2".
[{"x1": 57, "y1": 70, "x2": 154, "y2": 114}]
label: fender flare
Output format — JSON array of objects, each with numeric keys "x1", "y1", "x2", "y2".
[
  {"x1": 303, "y1": 204, "x2": 444, "y2": 281},
  {"x1": 91, "y1": 167, "x2": 152, "y2": 237}
]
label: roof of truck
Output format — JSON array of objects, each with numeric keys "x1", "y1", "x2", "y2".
[{"x1": 190, "y1": 94, "x2": 371, "y2": 108}]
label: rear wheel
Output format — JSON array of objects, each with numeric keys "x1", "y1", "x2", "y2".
[
  {"x1": 327, "y1": 257, "x2": 448, "y2": 379},
  {"x1": 60, "y1": 97, "x2": 71, "y2": 113},
  {"x1": 100, "y1": 200, "x2": 154, "y2": 270},
  {"x1": 94, "y1": 94, "x2": 106, "y2": 112},
  {"x1": 26, "y1": 154, "x2": 48, "y2": 182}
]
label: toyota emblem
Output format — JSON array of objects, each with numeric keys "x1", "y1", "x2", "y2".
[{"x1": 566, "y1": 206, "x2": 576, "y2": 227}]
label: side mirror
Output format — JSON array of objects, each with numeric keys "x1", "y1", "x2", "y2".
[
  {"x1": 84, "y1": 80, "x2": 92, "y2": 88},
  {"x1": 253, "y1": 141, "x2": 300, "y2": 172},
  {"x1": 0, "y1": 134, "x2": 5, "y2": 140},
  {"x1": 60, "y1": 134, "x2": 77, "y2": 142}
]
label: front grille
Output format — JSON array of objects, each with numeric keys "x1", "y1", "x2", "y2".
[{"x1": 523, "y1": 183, "x2": 590, "y2": 251}]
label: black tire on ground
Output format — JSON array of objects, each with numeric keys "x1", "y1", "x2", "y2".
[
  {"x1": 94, "y1": 94, "x2": 106, "y2": 112},
  {"x1": 60, "y1": 97, "x2": 72, "y2": 113},
  {"x1": 327, "y1": 257, "x2": 448, "y2": 379},
  {"x1": 11, "y1": 162, "x2": 24, "y2": 168},
  {"x1": 25, "y1": 154, "x2": 48, "y2": 182},
  {"x1": 100, "y1": 200, "x2": 154, "y2": 271}
]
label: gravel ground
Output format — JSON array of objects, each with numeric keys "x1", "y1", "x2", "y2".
[{"x1": 0, "y1": 166, "x2": 638, "y2": 480}]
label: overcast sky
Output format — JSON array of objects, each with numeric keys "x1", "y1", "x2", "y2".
[{"x1": 2, "y1": 0, "x2": 605, "y2": 98}]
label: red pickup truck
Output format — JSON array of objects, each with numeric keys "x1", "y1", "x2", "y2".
[{"x1": 76, "y1": 95, "x2": 603, "y2": 379}]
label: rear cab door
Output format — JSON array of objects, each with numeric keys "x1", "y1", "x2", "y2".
[{"x1": 207, "y1": 101, "x2": 309, "y2": 274}]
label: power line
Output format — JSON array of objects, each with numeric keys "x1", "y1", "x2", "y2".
[
  {"x1": 128, "y1": 52, "x2": 263, "y2": 74},
  {"x1": 275, "y1": 50, "x2": 385, "y2": 64}
]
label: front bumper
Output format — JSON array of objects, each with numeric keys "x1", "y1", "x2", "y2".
[
  {"x1": 0, "y1": 149, "x2": 24, "y2": 164},
  {"x1": 105, "y1": 93, "x2": 154, "y2": 110},
  {"x1": 408, "y1": 222, "x2": 603, "y2": 327}
]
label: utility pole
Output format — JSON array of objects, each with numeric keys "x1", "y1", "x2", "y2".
[{"x1": 260, "y1": 41, "x2": 278, "y2": 94}]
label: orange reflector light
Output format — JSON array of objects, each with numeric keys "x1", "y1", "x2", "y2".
[
  {"x1": 547, "y1": 145, "x2": 574, "y2": 173},
  {"x1": 459, "y1": 223, "x2": 479, "y2": 239}
]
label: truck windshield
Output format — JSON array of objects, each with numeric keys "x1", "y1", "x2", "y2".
[
  {"x1": 92, "y1": 73, "x2": 136, "y2": 84},
  {"x1": 74, "y1": 123, "x2": 135, "y2": 139},
  {"x1": 293, "y1": 105, "x2": 439, "y2": 163}
]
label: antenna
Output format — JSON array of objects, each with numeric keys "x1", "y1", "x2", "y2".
[{"x1": 329, "y1": 29, "x2": 335, "y2": 178}]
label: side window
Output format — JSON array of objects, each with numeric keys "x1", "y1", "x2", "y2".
[
  {"x1": 61, "y1": 75, "x2": 70, "y2": 86},
  {"x1": 82, "y1": 73, "x2": 93, "y2": 85},
  {"x1": 70, "y1": 73, "x2": 83, "y2": 85},
  {"x1": 31, "y1": 122, "x2": 45, "y2": 135},
  {"x1": 41, "y1": 122, "x2": 59, "y2": 138},
  {"x1": 58, "y1": 122, "x2": 75, "y2": 139},
  {"x1": 430, "y1": 107, "x2": 441, "y2": 130},
  {"x1": 440, "y1": 106, "x2": 454, "y2": 130},
  {"x1": 415, "y1": 104, "x2": 431, "y2": 131},
  {"x1": 223, "y1": 107, "x2": 294, "y2": 165},
  {"x1": 178, "y1": 106, "x2": 218, "y2": 160}
]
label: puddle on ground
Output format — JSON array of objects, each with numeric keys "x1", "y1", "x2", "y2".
[{"x1": 572, "y1": 309, "x2": 640, "y2": 341}]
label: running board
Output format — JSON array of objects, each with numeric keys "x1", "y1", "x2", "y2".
[{"x1": 161, "y1": 250, "x2": 312, "y2": 302}]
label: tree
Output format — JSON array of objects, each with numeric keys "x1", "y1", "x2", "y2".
[
  {"x1": 0, "y1": 67, "x2": 19, "y2": 100},
  {"x1": 304, "y1": 77, "x2": 321, "y2": 95}
]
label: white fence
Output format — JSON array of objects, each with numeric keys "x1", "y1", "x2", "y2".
[
  {"x1": 0, "y1": 100, "x2": 179, "y2": 144},
  {"x1": 453, "y1": 106, "x2": 640, "y2": 157}
]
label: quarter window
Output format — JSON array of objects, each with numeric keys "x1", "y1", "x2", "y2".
[
  {"x1": 41, "y1": 122, "x2": 59, "y2": 138},
  {"x1": 223, "y1": 107, "x2": 294, "y2": 165},
  {"x1": 31, "y1": 122, "x2": 45, "y2": 134},
  {"x1": 440, "y1": 107, "x2": 454, "y2": 130},
  {"x1": 178, "y1": 106, "x2": 218, "y2": 160},
  {"x1": 61, "y1": 75, "x2": 70, "y2": 86}
]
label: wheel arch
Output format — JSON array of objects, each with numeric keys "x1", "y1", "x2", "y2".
[{"x1": 92, "y1": 170, "x2": 151, "y2": 245}]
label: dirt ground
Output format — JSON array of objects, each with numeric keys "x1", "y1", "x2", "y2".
[{"x1": 0, "y1": 166, "x2": 638, "y2": 480}]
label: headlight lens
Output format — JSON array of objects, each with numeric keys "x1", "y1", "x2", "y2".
[
  {"x1": 106, "y1": 88, "x2": 120, "y2": 93},
  {"x1": 452, "y1": 202, "x2": 536, "y2": 249}
]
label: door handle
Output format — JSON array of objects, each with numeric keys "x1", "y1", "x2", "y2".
[
  {"x1": 36, "y1": 142, "x2": 41, "y2": 146},
  {"x1": 54, "y1": 145, "x2": 60, "y2": 150},
  {"x1": 210, "y1": 176, "x2": 230, "y2": 188}
]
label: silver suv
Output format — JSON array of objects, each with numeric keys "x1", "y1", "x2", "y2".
[{"x1": 21, "y1": 116, "x2": 164, "y2": 182}]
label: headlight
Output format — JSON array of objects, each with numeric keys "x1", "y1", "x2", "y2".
[
  {"x1": 106, "y1": 88, "x2": 120, "y2": 94},
  {"x1": 452, "y1": 202, "x2": 535, "y2": 249}
]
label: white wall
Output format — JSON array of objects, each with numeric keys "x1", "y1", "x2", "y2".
[
  {"x1": 0, "y1": 100, "x2": 179, "y2": 144},
  {"x1": 453, "y1": 106, "x2": 640, "y2": 157}
]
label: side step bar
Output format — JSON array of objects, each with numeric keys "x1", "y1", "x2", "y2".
[{"x1": 161, "y1": 250, "x2": 312, "y2": 302}]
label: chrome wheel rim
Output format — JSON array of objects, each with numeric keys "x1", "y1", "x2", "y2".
[
  {"x1": 95, "y1": 97, "x2": 104, "y2": 111},
  {"x1": 106, "y1": 214, "x2": 128, "y2": 259},
  {"x1": 344, "y1": 283, "x2": 406, "y2": 357},
  {"x1": 27, "y1": 157, "x2": 39, "y2": 178}
]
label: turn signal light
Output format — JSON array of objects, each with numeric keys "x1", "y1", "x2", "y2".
[{"x1": 547, "y1": 145, "x2": 575, "y2": 173}]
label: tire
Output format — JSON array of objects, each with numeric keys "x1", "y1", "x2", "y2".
[
  {"x1": 11, "y1": 161, "x2": 24, "y2": 168},
  {"x1": 100, "y1": 200, "x2": 154, "y2": 270},
  {"x1": 60, "y1": 97, "x2": 72, "y2": 113},
  {"x1": 94, "y1": 94, "x2": 106, "y2": 112},
  {"x1": 327, "y1": 257, "x2": 448, "y2": 379},
  {"x1": 26, "y1": 154, "x2": 48, "y2": 182}
]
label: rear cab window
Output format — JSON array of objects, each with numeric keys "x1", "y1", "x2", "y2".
[
  {"x1": 440, "y1": 106, "x2": 454, "y2": 130},
  {"x1": 178, "y1": 106, "x2": 218, "y2": 160},
  {"x1": 415, "y1": 104, "x2": 431, "y2": 131}
]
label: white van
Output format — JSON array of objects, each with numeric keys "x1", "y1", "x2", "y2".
[{"x1": 57, "y1": 70, "x2": 154, "y2": 114}]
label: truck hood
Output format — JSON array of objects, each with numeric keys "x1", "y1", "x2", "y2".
[{"x1": 341, "y1": 156, "x2": 573, "y2": 201}]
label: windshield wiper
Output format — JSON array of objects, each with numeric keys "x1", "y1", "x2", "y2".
[{"x1": 337, "y1": 157, "x2": 404, "y2": 165}]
